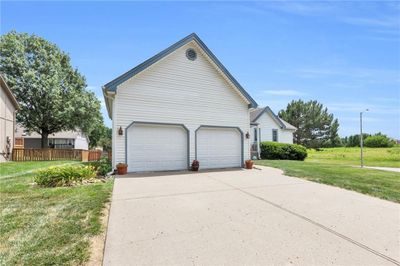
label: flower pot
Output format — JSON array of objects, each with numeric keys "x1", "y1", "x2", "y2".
[
  {"x1": 245, "y1": 160, "x2": 253, "y2": 169},
  {"x1": 116, "y1": 164, "x2": 128, "y2": 175},
  {"x1": 191, "y1": 160, "x2": 200, "y2": 171}
]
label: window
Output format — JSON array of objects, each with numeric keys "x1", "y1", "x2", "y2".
[
  {"x1": 272, "y1": 129, "x2": 278, "y2": 142},
  {"x1": 48, "y1": 139, "x2": 75, "y2": 149},
  {"x1": 254, "y1": 128, "x2": 258, "y2": 141}
]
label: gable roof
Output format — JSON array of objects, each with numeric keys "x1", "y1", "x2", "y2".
[
  {"x1": 250, "y1": 106, "x2": 296, "y2": 130},
  {"x1": 103, "y1": 33, "x2": 258, "y2": 116},
  {"x1": 15, "y1": 124, "x2": 87, "y2": 139},
  {"x1": 0, "y1": 74, "x2": 19, "y2": 110}
]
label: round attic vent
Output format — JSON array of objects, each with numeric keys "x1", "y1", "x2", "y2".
[{"x1": 186, "y1": 48, "x2": 197, "y2": 61}]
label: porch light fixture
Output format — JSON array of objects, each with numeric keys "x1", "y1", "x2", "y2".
[
  {"x1": 118, "y1": 126, "x2": 123, "y2": 136},
  {"x1": 245, "y1": 131, "x2": 250, "y2": 139}
]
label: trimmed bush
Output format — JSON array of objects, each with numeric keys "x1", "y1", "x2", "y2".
[
  {"x1": 260, "y1": 141, "x2": 307, "y2": 161},
  {"x1": 364, "y1": 135, "x2": 395, "y2": 148},
  {"x1": 34, "y1": 165, "x2": 96, "y2": 187},
  {"x1": 88, "y1": 156, "x2": 112, "y2": 176}
]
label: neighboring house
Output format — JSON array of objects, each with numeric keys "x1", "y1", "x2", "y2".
[
  {"x1": 0, "y1": 75, "x2": 19, "y2": 162},
  {"x1": 103, "y1": 33, "x2": 258, "y2": 172},
  {"x1": 15, "y1": 125, "x2": 89, "y2": 150},
  {"x1": 250, "y1": 106, "x2": 296, "y2": 158}
]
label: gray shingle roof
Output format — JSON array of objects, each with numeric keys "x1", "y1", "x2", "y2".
[
  {"x1": 279, "y1": 119, "x2": 297, "y2": 130},
  {"x1": 250, "y1": 108, "x2": 264, "y2": 122},
  {"x1": 250, "y1": 106, "x2": 296, "y2": 130},
  {"x1": 15, "y1": 124, "x2": 86, "y2": 139}
]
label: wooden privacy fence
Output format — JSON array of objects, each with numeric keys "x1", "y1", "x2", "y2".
[
  {"x1": 12, "y1": 149, "x2": 83, "y2": 161},
  {"x1": 14, "y1": 138, "x2": 24, "y2": 148},
  {"x1": 88, "y1": 150, "x2": 102, "y2": 161}
]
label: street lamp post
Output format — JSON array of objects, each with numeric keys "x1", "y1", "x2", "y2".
[{"x1": 360, "y1": 109, "x2": 369, "y2": 168}]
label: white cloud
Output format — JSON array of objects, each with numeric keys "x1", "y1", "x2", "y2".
[
  {"x1": 280, "y1": 66, "x2": 400, "y2": 85},
  {"x1": 326, "y1": 102, "x2": 400, "y2": 115},
  {"x1": 262, "y1": 2, "x2": 335, "y2": 16},
  {"x1": 262, "y1": 89, "x2": 306, "y2": 96},
  {"x1": 341, "y1": 16, "x2": 400, "y2": 29}
]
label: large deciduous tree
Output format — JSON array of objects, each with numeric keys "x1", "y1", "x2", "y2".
[
  {"x1": 278, "y1": 100, "x2": 341, "y2": 148},
  {"x1": 0, "y1": 31, "x2": 103, "y2": 148}
]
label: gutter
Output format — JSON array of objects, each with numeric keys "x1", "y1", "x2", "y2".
[{"x1": 102, "y1": 87, "x2": 115, "y2": 119}]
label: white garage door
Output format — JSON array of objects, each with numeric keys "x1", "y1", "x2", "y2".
[
  {"x1": 127, "y1": 124, "x2": 188, "y2": 172},
  {"x1": 196, "y1": 127, "x2": 242, "y2": 169}
]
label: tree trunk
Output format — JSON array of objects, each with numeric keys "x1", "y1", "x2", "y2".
[{"x1": 41, "y1": 132, "x2": 49, "y2": 148}]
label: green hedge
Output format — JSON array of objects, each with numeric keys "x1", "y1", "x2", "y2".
[
  {"x1": 34, "y1": 165, "x2": 97, "y2": 187},
  {"x1": 88, "y1": 156, "x2": 112, "y2": 176},
  {"x1": 364, "y1": 135, "x2": 395, "y2": 148},
  {"x1": 260, "y1": 141, "x2": 307, "y2": 161}
]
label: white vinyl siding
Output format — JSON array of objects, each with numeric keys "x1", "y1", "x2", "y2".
[
  {"x1": 197, "y1": 127, "x2": 241, "y2": 169},
  {"x1": 112, "y1": 41, "x2": 250, "y2": 169},
  {"x1": 253, "y1": 112, "x2": 294, "y2": 144},
  {"x1": 75, "y1": 135, "x2": 89, "y2": 150},
  {"x1": 279, "y1": 130, "x2": 295, "y2": 144}
]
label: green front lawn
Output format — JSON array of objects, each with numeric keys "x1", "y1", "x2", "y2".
[
  {"x1": 0, "y1": 160, "x2": 79, "y2": 177},
  {"x1": 256, "y1": 160, "x2": 400, "y2": 203},
  {"x1": 0, "y1": 161, "x2": 114, "y2": 265},
  {"x1": 307, "y1": 147, "x2": 400, "y2": 168}
]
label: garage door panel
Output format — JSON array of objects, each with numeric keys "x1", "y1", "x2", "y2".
[
  {"x1": 128, "y1": 124, "x2": 188, "y2": 172},
  {"x1": 197, "y1": 127, "x2": 242, "y2": 169}
]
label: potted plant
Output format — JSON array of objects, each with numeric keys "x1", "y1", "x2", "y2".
[
  {"x1": 245, "y1": 160, "x2": 253, "y2": 169},
  {"x1": 116, "y1": 163, "x2": 128, "y2": 175},
  {"x1": 191, "y1": 160, "x2": 199, "y2": 171}
]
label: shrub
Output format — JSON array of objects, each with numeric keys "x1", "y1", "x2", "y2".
[
  {"x1": 89, "y1": 156, "x2": 112, "y2": 176},
  {"x1": 260, "y1": 141, "x2": 307, "y2": 161},
  {"x1": 364, "y1": 135, "x2": 395, "y2": 148},
  {"x1": 34, "y1": 165, "x2": 96, "y2": 187}
]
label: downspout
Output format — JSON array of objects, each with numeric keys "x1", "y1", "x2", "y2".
[{"x1": 257, "y1": 126, "x2": 261, "y2": 160}]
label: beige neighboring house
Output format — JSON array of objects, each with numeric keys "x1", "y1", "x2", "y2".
[
  {"x1": 15, "y1": 125, "x2": 89, "y2": 150},
  {"x1": 0, "y1": 75, "x2": 19, "y2": 162}
]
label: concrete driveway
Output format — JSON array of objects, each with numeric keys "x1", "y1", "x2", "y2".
[{"x1": 103, "y1": 166, "x2": 400, "y2": 266}]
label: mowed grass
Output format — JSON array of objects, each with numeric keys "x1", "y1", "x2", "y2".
[
  {"x1": 0, "y1": 160, "x2": 80, "y2": 177},
  {"x1": 0, "y1": 161, "x2": 114, "y2": 265},
  {"x1": 307, "y1": 146, "x2": 400, "y2": 168},
  {"x1": 256, "y1": 160, "x2": 400, "y2": 203}
]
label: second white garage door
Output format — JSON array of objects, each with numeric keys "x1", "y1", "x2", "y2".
[
  {"x1": 127, "y1": 123, "x2": 188, "y2": 172},
  {"x1": 196, "y1": 127, "x2": 242, "y2": 169}
]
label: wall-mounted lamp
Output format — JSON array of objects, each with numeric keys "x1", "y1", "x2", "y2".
[
  {"x1": 118, "y1": 126, "x2": 123, "y2": 136},
  {"x1": 245, "y1": 131, "x2": 250, "y2": 139}
]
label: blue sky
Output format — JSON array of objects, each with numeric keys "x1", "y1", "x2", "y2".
[{"x1": 1, "y1": 1, "x2": 399, "y2": 138}]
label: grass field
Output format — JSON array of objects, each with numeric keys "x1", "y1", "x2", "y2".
[
  {"x1": 256, "y1": 146, "x2": 400, "y2": 202},
  {"x1": 256, "y1": 160, "x2": 400, "y2": 203},
  {"x1": 0, "y1": 160, "x2": 80, "y2": 177},
  {"x1": 306, "y1": 146, "x2": 400, "y2": 168},
  {"x1": 0, "y1": 161, "x2": 113, "y2": 265}
]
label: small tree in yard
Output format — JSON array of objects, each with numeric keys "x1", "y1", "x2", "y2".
[
  {"x1": 0, "y1": 31, "x2": 102, "y2": 148},
  {"x1": 364, "y1": 133, "x2": 395, "y2": 148},
  {"x1": 278, "y1": 100, "x2": 341, "y2": 148},
  {"x1": 97, "y1": 127, "x2": 112, "y2": 151},
  {"x1": 342, "y1": 134, "x2": 370, "y2": 147}
]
